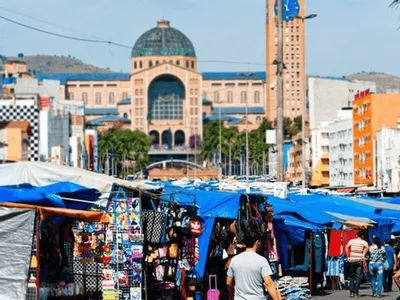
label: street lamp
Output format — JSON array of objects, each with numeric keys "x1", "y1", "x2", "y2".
[
  {"x1": 294, "y1": 13, "x2": 317, "y2": 190},
  {"x1": 237, "y1": 72, "x2": 255, "y2": 193}
]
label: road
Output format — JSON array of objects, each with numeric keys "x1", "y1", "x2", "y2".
[{"x1": 314, "y1": 284, "x2": 400, "y2": 299}]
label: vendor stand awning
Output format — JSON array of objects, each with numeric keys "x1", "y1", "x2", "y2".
[{"x1": 0, "y1": 202, "x2": 109, "y2": 223}]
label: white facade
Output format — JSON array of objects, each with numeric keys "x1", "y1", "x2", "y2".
[
  {"x1": 328, "y1": 109, "x2": 354, "y2": 187},
  {"x1": 311, "y1": 121, "x2": 331, "y2": 171},
  {"x1": 308, "y1": 77, "x2": 376, "y2": 130},
  {"x1": 376, "y1": 127, "x2": 400, "y2": 193}
]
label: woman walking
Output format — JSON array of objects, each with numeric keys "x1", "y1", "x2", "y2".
[{"x1": 369, "y1": 237, "x2": 386, "y2": 298}]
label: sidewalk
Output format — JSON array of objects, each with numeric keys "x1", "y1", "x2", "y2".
[{"x1": 314, "y1": 284, "x2": 400, "y2": 299}]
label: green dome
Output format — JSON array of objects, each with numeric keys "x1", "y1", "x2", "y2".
[{"x1": 132, "y1": 21, "x2": 196, "y2": 58}]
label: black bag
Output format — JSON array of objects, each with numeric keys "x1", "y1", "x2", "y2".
[{"x1": 142, "y1": 210, "x2": 166, "y2": 244}]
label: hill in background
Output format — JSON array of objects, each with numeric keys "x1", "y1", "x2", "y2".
[
  {"x1": 346, "y1": 72, "x2": 400, "y2": 93},
  {"x1": 1, "y1": 55, "x2": 400, "y2": 93},
  {"x1": 0, "y1": 54, "x2": 115, "y2": 74}
]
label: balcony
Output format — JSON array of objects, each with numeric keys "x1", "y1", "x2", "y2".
[{"x1": 149, "y1": 144, "x2": 201, "y2": 155}]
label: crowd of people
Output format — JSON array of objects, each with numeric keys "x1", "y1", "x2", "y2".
[{"x1": 346, "y1": 232, "x2": 400, "y2": 298}]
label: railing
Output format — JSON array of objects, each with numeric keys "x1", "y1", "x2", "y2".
[{"x1": 149, "y1": 145, "x2": 201, "y2": 154}]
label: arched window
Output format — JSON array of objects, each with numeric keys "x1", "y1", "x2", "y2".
[
  {"x1": 69, "y1": 92, "x2": 74, "y2": 100},
  {"x1": 109, "y1": 92, "x2": 115, "y2": 104},
  {"x1": 149, "y1": 61, "x2": 153, "y2": 68},
  {"x1": 82, "y1": 92, "x2": 88, "y2": 104},
  {"x1": 176, "y1": 60, "x2": 180, "y2": 66},
  {"x1": 214, "y1": 91, "x2": 219, "y2": 103},
  {"x1": 139, "y1": 61, "x2": 143, "y2": 68},
  {"x1": 254, "y1": 91, "x2": 260, "y2": 104},
  {"x1": 134, "y1": 61, "x2": 137, "y2": 69},
  {"x1": 156, "y1": 60, "x2": 159, "y2": 65},
  {"x1": 256, "y1": 116, "x2": 262, "y2": 125},
  {"x1": 191, "y1": 61, "x2": 195, "y2": 69},
  {"x1": 241, "y1": 91, "x2": 247, "y2": 104},
  {"x1": 123, "y1": 112, "x2": 128, "y2": 119},
  {"x1": 227, "y1": 91, "x2": 233, "y2": 103},
  {"x1": 95, "y1": 92, "x2": 101, "y2": 104},
  {"x1": 186, "y1": 61, "x2": 189, "y2": 68}
]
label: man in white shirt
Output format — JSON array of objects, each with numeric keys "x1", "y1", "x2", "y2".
[{"x1": 226, "y1": 233, "x2": 280, "y2": 300}]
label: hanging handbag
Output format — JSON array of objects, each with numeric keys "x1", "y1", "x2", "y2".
[
  {"x1": 189, "y1": 218, "x2": 203, "y2": 237},
  {"x1": 142, "y1": 209, "x2": 166, "y2": 244}
]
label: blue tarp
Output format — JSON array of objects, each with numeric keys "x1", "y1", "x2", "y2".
[
  {"x1": 161, "y1": 185, "x2": 241, "y2": 277},
  {"x1": 267, "y1": 193, "x2": 400, "y2": 242},
  {"x1": 161, "y1": 185, "x2": 240, "y2": 219},
  {"x1": 0, "y1": 182, "x2": 100, "y2": 210}
]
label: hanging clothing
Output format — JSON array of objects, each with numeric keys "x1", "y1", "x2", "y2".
[
  {"x1": 313, "y1": 233, "x2": 325, "y2": 273},
  {"x1": 328, "y1": 230, "x2": 342, "y2": 257}
]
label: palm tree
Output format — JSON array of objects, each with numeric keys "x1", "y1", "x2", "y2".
[
  {"x1": 201, "y1": 120, "x2": 221, "y2": 163},
  {"x1": 223, "y1": 126, "x2": 238, "y2": 176}
]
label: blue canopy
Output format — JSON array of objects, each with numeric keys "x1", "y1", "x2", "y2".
[
  {"x1": 0, "y1": 182, "x2": 100, "y2": 210},
  {"x1": 161, "y1": 185, "x2": 240, "y2": 219}
]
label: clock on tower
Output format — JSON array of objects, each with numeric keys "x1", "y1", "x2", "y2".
[{"x1": 274, "y1": 0, "x2": 300, "y2": 21}]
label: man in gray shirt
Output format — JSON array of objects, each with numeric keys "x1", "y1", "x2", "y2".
[{"x1": 227, "y1": 233, "x2": 280, "y2": 300}]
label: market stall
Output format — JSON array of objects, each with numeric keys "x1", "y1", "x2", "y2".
[{"x1": 0, "y1": 202, "x2": 109, "y2": 300}]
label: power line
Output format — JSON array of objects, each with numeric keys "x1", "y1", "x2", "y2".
[
  {"x1": 0, "y1": 6, "x2": 104, "y2": 41},
  {"x1": 0, "y1": 13, "x2": 269, "y2": 67},
  {"x1": 0, "y1": 14, "x2": 131, "y2": 49}
]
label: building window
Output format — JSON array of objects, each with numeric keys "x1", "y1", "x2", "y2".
[
  {"x1": 95, "y1": 92, "x2": 101, "y2": 104},
  {"x1": 123, "y1": 112, "x2": 128, "y2": 119},
  {"x1": 134, "y1": 61, "x2": 137, "y2": 69},
  {"x1": 149, "y1": 61, "x2": 153, "y2": 68},
  {"x1": 241, "y1": 91, "x2": 247, "y2": 103},
  {"x1": 227, "y1": 91, "x2": 233, "y2": 103},
  {"x1": 256, "y1": 116, "x2": 262, "y2": 125},
  {"x1": 122, "y1": 92, "x2": 128, "y2": 99},
  {"x1": 69, "y1": 92, "x2": 74, "y2": 100},
  {"x1": 191, "y1": 61, "x2": 195, "y2": 69},
  {"x1": 156, "y1": 60, "x2": 159, "y2": 65},
  {"x1": 109, "y1": 92, "x2": 115, "y2": 104},
  {"x1": 176, "y1": 60, "x2": 180, "y2": 66},
  {"x1": 186, "y1": 61, "x2": 190, "y2": 68},
  {"x1": 214, "y1": 91, "x2": 219, "y2": 103},
  {"x1": 82, "y1": 92, "x2": 88, "y2": 104},
  {"x1": 139, "y1": 61, "x2": 143, "y2": 68},
  {"x1": 254, "y1": 91, "x2": 260, "y2": 104}
]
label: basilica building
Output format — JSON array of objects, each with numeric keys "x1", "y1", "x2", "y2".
[{"x1": 38, "y1": 20, "x2": 267, "y2": 153}]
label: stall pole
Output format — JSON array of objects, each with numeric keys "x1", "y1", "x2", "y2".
[
  {"x1": 309, "y1": 232, "x2": 313, "y2": 295},
  {"x1": 35, "y1": 213, "x2": 40, "y2": 300},
  {"x1": 140, "y1": 190, "x2": 148, "y2": 300}
]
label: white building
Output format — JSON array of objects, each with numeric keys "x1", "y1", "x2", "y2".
[
  {"x1": 1, "y1": 76, "x2": 89, "y2": 167},
  {"x1": 308, "y1": 76, "x2": 376, "y2": 130},
  {"x1": 376, "y1": 126, "x2": 400, "y2": 193},
  {"x1": 328, "y1": 109, "x2": 354, "y2": 187},
  {"x1": 311, "y1": 121, "x2": 331, "y2": 172}
]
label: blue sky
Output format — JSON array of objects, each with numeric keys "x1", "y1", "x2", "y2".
[{"x1": 0, "y1": 0, "x2": 399, "y2": 76}]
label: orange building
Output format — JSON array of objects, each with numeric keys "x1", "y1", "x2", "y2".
[
  {"x1": 266, "y1": 0, "x2": 306, "y2": 120},
  {"x1": 0, "y1": 121, "x2": 32, "y2": 162},
  {"x1": 353, "y1": 90, "x2": 400, "y2": 185}
]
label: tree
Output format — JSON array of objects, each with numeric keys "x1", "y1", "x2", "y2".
[
  {"x1": 201, "y1": 120, "x2": 221, "y2": 161},
  {"x1": 98, "y1": 128, "x2": 152, "y2": 176}
]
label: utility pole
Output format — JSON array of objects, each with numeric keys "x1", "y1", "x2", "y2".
[
  {"x1": 219, "y1": 106, "x2": 222, "y2": 182},
  {"x1": 295, "y1": 14, "x2": 317, "y2": 189},
  {"x1": 237, "y1": 72, "x2": 255, "y2": 193},
  {"x1": 276, "y1": 0, "x2": 285, "y2": 182}
]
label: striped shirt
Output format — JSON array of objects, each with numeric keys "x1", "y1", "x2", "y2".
[{"x1": 347, "y1": 238, "x2": 368, "y2": 262}]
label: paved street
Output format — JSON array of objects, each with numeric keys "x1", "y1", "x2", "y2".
[{"x1": 314, "y1": 285, "x2": 400, "y2": 299}]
